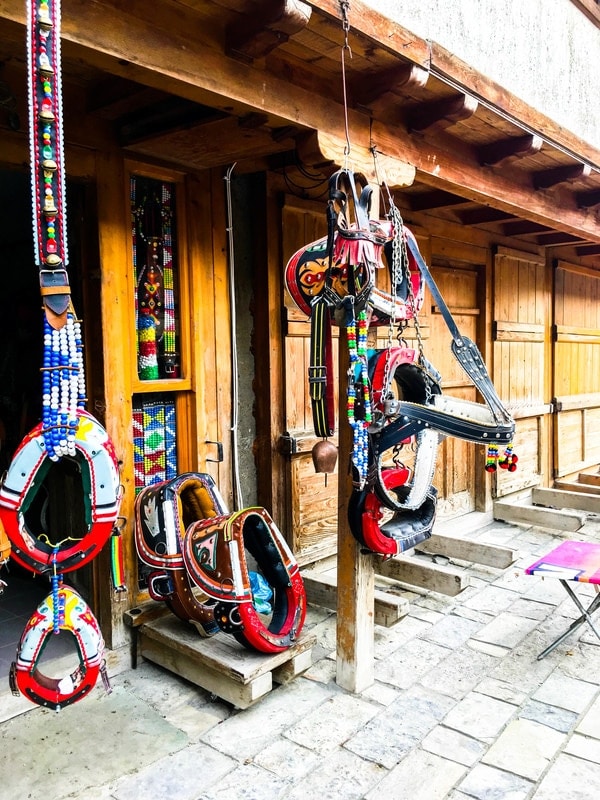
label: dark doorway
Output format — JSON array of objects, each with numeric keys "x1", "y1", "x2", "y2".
[{"x1": 0, "y1": 169, "x2": 97, "y2": 682}]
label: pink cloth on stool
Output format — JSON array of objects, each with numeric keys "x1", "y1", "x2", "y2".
[{"x1": 525, "y1": 540, "x2": 600, "y2": 584}]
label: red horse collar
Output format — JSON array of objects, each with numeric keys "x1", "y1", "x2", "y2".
[
  {"x1": 0, "y1": 410, "x2": 122, "y2": 575},
  {"x1": 10, "y1": 585, "x2": 108, "y2": 711},
  {"x1": 183, "y1": 507, "x2": 306, "y2": 654}
]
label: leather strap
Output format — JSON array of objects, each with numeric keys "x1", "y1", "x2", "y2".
[
  {"x1": 309, "y1": 297, "x2": 335, "y2": 438},
  {"x1": 404, "y1": 227, "x2": 513, "y2": 428}
]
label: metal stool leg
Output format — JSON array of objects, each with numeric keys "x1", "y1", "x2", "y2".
[{"x1": 537, "y1": 580, "x2": 600, "y2": 660}]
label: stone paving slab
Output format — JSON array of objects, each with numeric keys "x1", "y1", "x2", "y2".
[
  {"x1": 531, "y1": 753, "x2": 600, "y2": 800},
  {"x1": 481, "y1": 718, "x2": 565, "y2": 781},
  {"x1": 0, "y1": 684, "x2": 189, "y2": 800},
  {"x1": 3, "y1": 516, "x2": 600, "y2": 800}
]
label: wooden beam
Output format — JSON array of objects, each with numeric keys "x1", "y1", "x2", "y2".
[
  {"x1": 226, "y1": 0, "x2": 312, "y2": 62},
  {"x1": 336, "y1": 333, "x2": 374, "y2": 693},
  {"x1": 407, "y1": 93, "x2": 478, "y2": 133},
  {"x1": 554, "y1": 480, "x2": 600, "y2": 496},
  {"x1": 4, "y1": 0, "x2": 600, "y2": 239},
  {"x1": 352, "y1": 62, "x2": 429, "y2": 106},
  {"x1": 494, "y1": 498, "x2": 586, "y2": 531},
  {"x1": 297, "y1": 129, "x2": 416, "y2": 188},
  {"x1": 303, "y1": 1, "x2": 600, "y2": 176},
  {"x1": 417, "y1": 534, "x2": 517, "y2": 569},
  {"x1": 533, "y1": 486, "x2": 600, "y2": 514},
  {"x1": 478, "y1": 134, "x2": 543, "y2": 166},
  {"x1": 533, "y1": 163, "x2": 591, "y2": 190},
  {"x1": 579, "y1": 472, "x2": 600, "y2": 486}
]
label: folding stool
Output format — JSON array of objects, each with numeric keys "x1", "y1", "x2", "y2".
[{"x1": 525, "y1": 540, "x2": 600, "y2": 660}]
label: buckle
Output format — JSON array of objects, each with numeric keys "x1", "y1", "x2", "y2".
[
  {"x1": 9, "y1": 662, "x2": 20, "y2": 697},
  {"x1": 308, "y1": 366, "x2": 327, "y2": 384}
]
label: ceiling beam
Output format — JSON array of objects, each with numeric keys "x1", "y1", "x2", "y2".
[
  {"x1": 533, "y1": 162, "x2": 592, "y2": 190},
  {"x1": 4, "y1": 0, "x2": 600, "y2": 241},
  {"x1": 478, "y1": 134, "x2": 543, "y2": 166},
  {"x1": 407, "y1": 93, "x2": 478, "y2": 133},
  {"x1": 352, "y1": 62, "x2": 429, "y2": 106},
  {"x1": 226, "y1": 0, "x2": 311, "y2": 62}
]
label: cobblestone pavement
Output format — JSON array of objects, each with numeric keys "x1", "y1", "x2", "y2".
[{"x1": 1, "y1": 515, "x2": 600, "y2": 799}]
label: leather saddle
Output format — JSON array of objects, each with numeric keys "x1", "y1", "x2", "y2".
[
  {"x1": 183, "y1": 506, "x2": 307, "y2": 654},
  {"x1": 134, "y1": 472, "x2": 228, "y2": 637}
]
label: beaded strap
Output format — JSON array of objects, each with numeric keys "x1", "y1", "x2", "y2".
[
  {"x1": 347, "y1": 309, "x2": 372, "y2": 488},
  {"x1": 28, "y1": 0, "x2": 85, "y2": 459},
  {"x1": 28, "y1": 0, "x2": 68, "y2": 272}
]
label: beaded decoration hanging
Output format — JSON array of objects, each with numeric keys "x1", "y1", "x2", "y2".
[
  {"x1": 132, "y1": 178, "x2": 178, "y2": 379},
  {"x1": 347, "y1": 309, "x2": 372, "y2": 488},
  {"x1": 132, "y1": 396, "x2": 178, "y2": 493},
  {"x1": 28, "y1": 0, "x2": 86, "y2": 460}
]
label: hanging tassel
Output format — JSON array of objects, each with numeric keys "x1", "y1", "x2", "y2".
[
  {"x1": 499, "y1": 442, "x2": 518, "y2": 472},
  {"x1": 485, "y1": 443, "x2": 498, "y2": 472},
  {"x1": 110, "y1": 530, "x2": 127, "y2": 593}
]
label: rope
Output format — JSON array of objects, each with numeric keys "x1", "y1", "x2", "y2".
[{"x1": 225, "y1": 164, "x2": 244, "y2": 511}]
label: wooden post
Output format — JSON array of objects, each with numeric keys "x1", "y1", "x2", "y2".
[{"x1": 335, "y1": 332, "x2": 375, "y2": 692}]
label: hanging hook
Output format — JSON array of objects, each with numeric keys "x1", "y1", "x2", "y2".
[{"x1": 339, "y1": 1, "x2": 352, "y2": 162}]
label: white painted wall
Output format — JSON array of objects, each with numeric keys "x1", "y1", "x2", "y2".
[{"x1": 363, "y1": 0, "x2": 600, "y2": 150}]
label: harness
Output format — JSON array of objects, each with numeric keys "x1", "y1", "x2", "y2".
[
  {"x1": 285, "y1": 170, "x2": 516, "y2": 557},
  {"x1": 284, "y1": 169, "x2": 423, "y2": 438},
  {"x1": 183, "y1": 507, "x2": 306, "y2": 654},
  {"x1": 4, "y1": 0, "x2": 122, "y2": 710},
  {"x1": 134, "y1": 473, "x2": 228, "y2": 637},
  {"x1": 10, "y1": 585, "x2": 108, "y2": 711}
]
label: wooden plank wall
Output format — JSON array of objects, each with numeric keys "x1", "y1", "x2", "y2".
[
  {"x1": 493, "y1": 247, "x2": 551, "y2": 497},
  {"x1": 553, "y1": 261, "x2": 600, "y2": 476}
]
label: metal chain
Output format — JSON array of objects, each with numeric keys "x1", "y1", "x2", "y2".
[
  {"x1": 389, "y1": 201, "x2": 432, "y2": 402},
  {"x1": 339, "y1": 1, "x2": 352, "y2": 161}
]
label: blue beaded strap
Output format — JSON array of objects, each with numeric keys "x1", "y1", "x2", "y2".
[
  {"x1": 41, "y1": 313, "x2": 85, "y2": 460},
  {"x1": 347, "y1": 309, "x2": 372, "y2": 488},
  {"x1": 51, "y1": 548, "x2": 64, "y2": 635}
]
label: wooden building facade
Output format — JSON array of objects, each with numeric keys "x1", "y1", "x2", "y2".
[{"x1": 1, "y1": 0, "x2": 599, "y2": 652}]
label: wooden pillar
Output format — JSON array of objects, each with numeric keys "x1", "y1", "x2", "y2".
[{"x1": 335, "y1": 333, "x2": 375, "y2": 692}]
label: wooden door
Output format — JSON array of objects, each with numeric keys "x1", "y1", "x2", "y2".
[
  {"x1": 426, "y1": 263, "x2": 481, "y2": 517},
  {"x1": 492, "y1": 246, "x2": 551, "y2": 497},
  {"x1": 553, "y1": 261, "x2": 600, "y2": 477},
  {"x1": 280, "y1": 196, "x2": 337, "y2": 566}
]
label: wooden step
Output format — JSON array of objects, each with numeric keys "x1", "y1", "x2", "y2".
[
  {"x1": 494, "y1": 498, "x2": 586, "y2": 531},
  {"x1": 554, "y1": 480, "x2": 600, "y2": 496},
  {"x1": 301, "y1": 569, "x2": 410, "y2": 627},
  {"x1": 416, "y1": 532, "x2": 517, "y2": 569},
  {"x1": 533, "y1": 486, "x2": 600, "y2": 514},
  {"x1": 138, "y1": 615, "x2": 316, "y2": 709},
  {"x1": 577, "y1": 472, "x2": 600, "y2": 487},
  {"x1": 375, "y1": 553, "x2": 469, "y2": 596}
]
